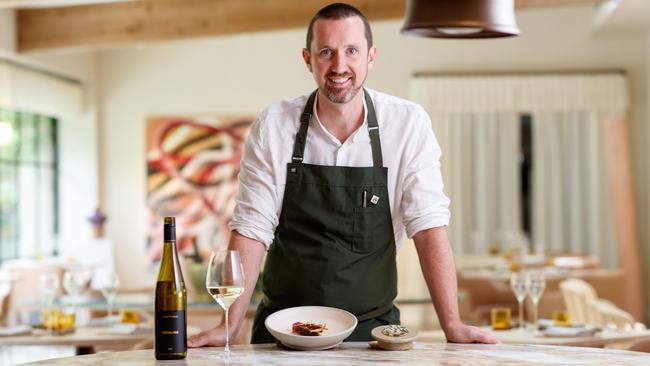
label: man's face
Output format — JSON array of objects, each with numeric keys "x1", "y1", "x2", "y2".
[{"x1": 303, "y1": 17, "x2": 376, "y2": 104}]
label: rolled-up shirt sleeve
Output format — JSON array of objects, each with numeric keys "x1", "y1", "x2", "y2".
[
  {"x1": 401, "y1": 108, "x2": 451, "y2": 238},
  {"x1": 229, "y1": 116, "x2": 278, "y2": 249}
]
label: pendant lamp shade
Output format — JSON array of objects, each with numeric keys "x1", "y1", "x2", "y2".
[{"x1": 401, "y1": 0, "x2": 520, "y2": 39}]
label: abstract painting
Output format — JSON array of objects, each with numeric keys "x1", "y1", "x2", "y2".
[{"x1": 146, "y1": 115, "x2": 253, "y2": 263}]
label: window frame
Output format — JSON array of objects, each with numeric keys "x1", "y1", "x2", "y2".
[{"x1": 0, "y1": 109, "x2": 59, "y2": 263}]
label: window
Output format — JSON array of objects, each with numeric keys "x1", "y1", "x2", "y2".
[{"x1": 0, "y1": 109, "x2": 58, "y2": 263}]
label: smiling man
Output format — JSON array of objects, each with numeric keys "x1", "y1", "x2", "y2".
[{"x1": 188, "y1": 3, "x2": 497, "y2": 346}]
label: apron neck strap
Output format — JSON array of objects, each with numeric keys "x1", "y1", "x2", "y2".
[
  {"x1": 364, "y1": 90, "x2": 383, "y2": 168},
  {"x1": 291, "y1": 89, "x2": 383, "y2": 167}
]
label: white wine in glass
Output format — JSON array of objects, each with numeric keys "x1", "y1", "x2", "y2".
[
  {"x1": 206, "y1": 250, "x2": 245, "y2": 357},
  {"x1": 510, "y1": 272, "x2": 529, "y2": 330},
  {"x1": 528, "y1": 272, "x2": 546, "y2": 330},
  {"x1": 207, "y1": 286, "x2": 245, "y2": 309}
]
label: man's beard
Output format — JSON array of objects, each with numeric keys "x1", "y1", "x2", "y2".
[{"x1": 322, "y1": 72, "x2": 366, "y2": 104}]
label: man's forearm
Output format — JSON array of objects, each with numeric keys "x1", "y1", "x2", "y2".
[
  {"x1": 220, "y1": 231, "x2": 266, "y2": 334},
  {"x1": 413, "y1": 226, "x2": 462, "y2": 332}
]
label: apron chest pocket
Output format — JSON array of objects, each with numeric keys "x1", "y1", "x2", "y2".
[{"x1": 352, "y1": 206, "x2": 392, "y2": 253}]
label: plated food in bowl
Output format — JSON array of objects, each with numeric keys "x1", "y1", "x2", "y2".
[
  {"x1": 292, "y1": 321, "x2": 328, "y2": 336},
  {"x1": 265, "y1": 306, "x2": 357, "y2": 350}
]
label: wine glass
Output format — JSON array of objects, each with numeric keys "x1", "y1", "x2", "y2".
[
  {"x1": 528, "y1": 272, "x2": 546, "y2": 331},
  {"x1": 206, "y1": 250, "x2": 245, "y2": 357},
  {"x1": 39, "y1": 273, "x2": 60, "y2": 333},
  {"x1": 63, "y1": 269, "x2": 90, "y2": 301},
  {"x1": 510, "y1": 272, "x2": 529, "y2": 330},
  {"x1": 97, "y1": 273, "x2": 120, "y2": 321},
  {"x1": 63, "y1": 269, "x2": 90, "y2": 327}
]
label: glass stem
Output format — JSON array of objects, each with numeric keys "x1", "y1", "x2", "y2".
[
  {"x1": 533, "y1": 302, "x2": 538, "y2": 330},
  {"x1": 225, "y1": 307, "x2": 230, "y2": 354},
  {"x1": 108, "y1": 299, "x2": 113, "y2": 318},
  {"x1": 48, "y1": 298, "x2": 54, "y2": 333},
  {"x1": 518, "y1": 300, "x2": 524, "y2": 329}
]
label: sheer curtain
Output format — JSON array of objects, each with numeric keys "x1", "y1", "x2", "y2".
[
  {"x1": 532, "y1": 110, "x2": 617, "y2": 267},
  {"x1": 410, "y1": 74, "x2": 628, "y2": 267}
]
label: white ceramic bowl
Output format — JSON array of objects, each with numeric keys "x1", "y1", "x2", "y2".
[{"x1": 264, "y1": 306, "x2": 357, "y2": 349}]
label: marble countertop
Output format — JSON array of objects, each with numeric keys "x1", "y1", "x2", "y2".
[
  {"x1": 418, "y1": 327, "x2": 650, "y2": 347},
  {"x1": 22, "y1": 342, "x2": 650, "y2": 365}
]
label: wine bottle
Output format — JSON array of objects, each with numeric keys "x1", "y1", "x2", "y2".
[{"x1": 155, "y1": 216, "x2": 187, "y2": 360}]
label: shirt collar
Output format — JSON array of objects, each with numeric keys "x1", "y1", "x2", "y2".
[{"x1": 311, "y1": 90, "x2": 370, "y2": 144}]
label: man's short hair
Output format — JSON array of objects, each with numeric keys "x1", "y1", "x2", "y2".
[{"x1": 305, "y1": 3, "x2": 373, "y2": 52}]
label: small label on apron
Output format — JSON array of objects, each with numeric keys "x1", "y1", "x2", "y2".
[{"x1": 370, "y1": 195, "x2": 379, "y2": 205}]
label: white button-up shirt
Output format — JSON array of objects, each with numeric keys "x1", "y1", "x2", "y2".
[{"x1": 230, "y1": 88, "x2": 450, "y2": 250}]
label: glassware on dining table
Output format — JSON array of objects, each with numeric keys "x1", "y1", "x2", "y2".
[
  {"x1": 491, "y1": 307, "x2": 512, "y2": 330},
  {"x1": 510, "y1": 272, "x2": 529, "y2": 330},
  {"x1": 43, "y1": 308, "x2": 76, "y2": 332},
  {"x1": 62, "y1": 269, "x2": 91, "y2": 328},
  {"x1": 96, "y1": 273, "x2": 120, "y2": 321},
  {"x1": 553, "y1": 310, "x2": 572, "y2": 327},
  {"x1": 528, "y1": 272, "x2": 546, "y2": 330},
  {"x1": 39, "y1": 273, "x2": 60, "y2": 333},
  {"x1": 63, "y1": 269, "x2": 90, "y2": 300},
  {"x1": 206, "y1": 250, "x2": 245, "y2": 357}
]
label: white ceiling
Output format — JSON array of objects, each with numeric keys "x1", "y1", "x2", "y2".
[{"x1": 592, "y1": 0, "x2": 650, "y2": 35}]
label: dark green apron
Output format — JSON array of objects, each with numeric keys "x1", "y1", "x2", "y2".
[{"x1": 251, "y1": 89, "x2": 399, "y2": 343}]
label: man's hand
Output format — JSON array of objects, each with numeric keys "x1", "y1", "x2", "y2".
[
  {"x1": 412, "y1": 228, "x2": 499, "y2": 345},
  {"x1": 443, "y1": 322, "x2": 499, "y2": 344},
  {"x1": 188, "y1": 325, "x2": 228, "y2": 348}
]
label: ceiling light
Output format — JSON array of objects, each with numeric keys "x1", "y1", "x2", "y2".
[{"x1": 401, "y1": 0, "x2": 520, "y2": 39}]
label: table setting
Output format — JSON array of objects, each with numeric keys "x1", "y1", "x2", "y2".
[{"x1": 6, "y1": 250, "x2": 650, "y2": 365}]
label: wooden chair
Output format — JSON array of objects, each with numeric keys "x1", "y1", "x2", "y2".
[
  {"x1": 558, "y1": 278, "x2": 598, "y2": 325},
  {"x1": 0, "y1": 280, "x2": 11, "y2": 326},
  {"x1": 456, "y1": 274, "x2": 518, "y2": 325},
  {"x1": 588, "y1": 298, "x2": 636, "y2": 329},
  {"x1": 2, "y1": 261, "x2": 65, "y2": 326},
  {"x1": 587, "y1": 298, "x2": 648, "y2": 352}
]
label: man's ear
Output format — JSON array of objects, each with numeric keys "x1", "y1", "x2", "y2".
[
  {"x1": 302, "y1": 48, "x2": 313, "y2": 72},
  {"x1": 367, "y1": 46, "x2": 377, "y2": 71}
]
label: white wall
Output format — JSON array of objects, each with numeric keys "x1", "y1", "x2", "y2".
[
  {"x1": 0, "y1": 44, "x2": 100, "y2": 267},
  {"x1": 27, "y1": 52, "x2": 102, "y2": 263},
  {"x1": 93, "y1": 5, "x2": 649, "y2": 294},
  {"x1": 0, "y1": 9, "x2": 15, "y2": 52}
]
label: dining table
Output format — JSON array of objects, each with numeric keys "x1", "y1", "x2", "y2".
[
  {"x1": 0, "y1": 324, "x2": 203, "y2": 356},
  {"x1": 19, "y1": 341, "x2": 650, "y2": 365},
  {"x1": 1, "y1": 325, "x2": 179, "y2": 355}
]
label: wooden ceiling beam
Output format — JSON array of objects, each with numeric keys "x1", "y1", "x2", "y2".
[{"x1": 16, "y1": 0, "x2": 602, "y2": 52}]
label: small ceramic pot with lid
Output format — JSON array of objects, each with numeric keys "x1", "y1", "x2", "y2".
[{"x1": 369, "y1": 324, "x2": 418, "y2": 351}]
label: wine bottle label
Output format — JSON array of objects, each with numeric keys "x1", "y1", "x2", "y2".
[{"x1": 155, "y1": 310, "x2": 186, "y2": 353}]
